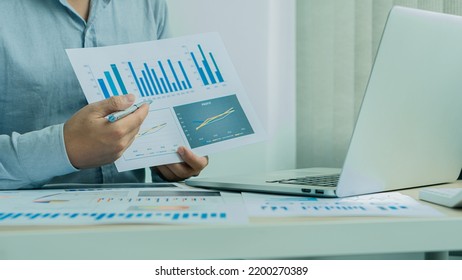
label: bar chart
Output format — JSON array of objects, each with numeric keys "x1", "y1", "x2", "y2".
[
  {"x1": 127, "y1": 59, "x2": 192, "y2": 98},
  {"x1": 96, "y1": 59, "x2": 193, "y2": 99},
  {"x1": 0, "y1": 188, "x2": 246, "y2": 225},
  {"x1": 92, "y1": 43, "x2": 227, "y2": 100},
  {"x1": 0, "y1": 210, "x2": 228, "y2": 224},
  {"x1": 242, "y1": 192, "x2": 442, "y2": 217},
  {"x1": 190, "y1": 44, "x2": 225, "y2": 86},
  {"x1": 97, "y1": 64, "x2": 128, "y2": 99},
  {"x1": 72, "y1": 34, "x2": 231, "y2": 102}
]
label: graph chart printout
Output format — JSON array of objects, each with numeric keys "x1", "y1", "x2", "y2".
[
  {"x1": 174, "y1": 95, "x2": 254, "y2": 148},
  {"x1": 0, "y1": 186, "x2": 248, "y2": 225},
  {"x1": 66, "y1": 33, "x2": 265, "y2": 172},
  {"x1": 241, "y1": 192, "x2": 443, "y2": 217}
]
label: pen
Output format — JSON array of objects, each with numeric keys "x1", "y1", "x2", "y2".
[{"x1": 105, "y1": 99, "x2": 152, "y2": 123}]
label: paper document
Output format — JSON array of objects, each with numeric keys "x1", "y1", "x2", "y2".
[
  {"x1": 242, "y1": 192, "x2": 443, "y2": 217},
  {"x1": 0, "y1": 185, "x2": 247, "y2": 225},
  {"x1": 66, "y1": 33, "x2": 265, "y2": 171}
]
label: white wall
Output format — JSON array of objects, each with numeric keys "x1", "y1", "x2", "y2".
[
  {"x1": 296, "y1": 0, "x2": 462, "y2": 169},
  {"x1": 166, "y1": 0, "x2": 296, "y2": 177}
]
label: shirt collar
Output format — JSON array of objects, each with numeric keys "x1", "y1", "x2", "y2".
[{"x1": 57, "y1": 0, "x2": 111, "y2": 26}]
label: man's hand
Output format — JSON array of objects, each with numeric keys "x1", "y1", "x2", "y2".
[
  {"x1": 153, "y1": 146, "x2": 209, "y2": 181},
  {"x1": 64, "y1": 94, "x2": 149, "y2": 169}
]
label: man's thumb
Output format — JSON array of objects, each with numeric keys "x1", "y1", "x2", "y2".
[{"x1": 93, "y1": 94, "x2": 136, "y2": 116}]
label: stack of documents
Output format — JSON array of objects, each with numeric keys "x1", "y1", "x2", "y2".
[{"x1": 0, "y1": 184, "x2": 442, "y2": 226}]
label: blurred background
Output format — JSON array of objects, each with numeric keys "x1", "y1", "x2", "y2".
[{"x1": 166, "y1": 0, "x2": 462, "y2": 178}]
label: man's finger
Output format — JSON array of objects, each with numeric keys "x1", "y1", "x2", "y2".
[
  {"x1": 90, "y1": 94, "x2": 136, "y2": 116},
  {"x1": 156, "y1": 165, "x2": 181, "y2": 181},
  {"x1": 116, "y1": 103, "x2": 150, "y2": 132},
  {"x1": 177, "y1": 146, "x2": 208, "y2": 171}
]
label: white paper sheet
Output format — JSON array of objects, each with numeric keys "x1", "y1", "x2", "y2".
[
  {"x1": 242, "y1": 192, "x2": 443, "y2": 217},
  {"x1": 0, "y1": 185, "x2": 248, "y2": 225},
  {"x1": 66, "y1": 33, "x2": 265, "y2": 171}
]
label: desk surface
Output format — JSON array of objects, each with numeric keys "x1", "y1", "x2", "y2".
[{"x1": 1, "y1": 183, "x2": 462, "y2": 259}]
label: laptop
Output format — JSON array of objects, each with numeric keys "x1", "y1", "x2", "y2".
[{"x1": 186, "y1": 6, "x2": 462, "y2": 198}]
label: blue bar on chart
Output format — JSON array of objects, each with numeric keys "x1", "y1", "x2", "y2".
[
  {"x1": 104, "y1": 71, "x2": 119, "y2": 96},
  {"x1": 127, "y1": 59, "x2": 192, "y2": 98},
  {"x1": 96, "y1": 64, "x2": 129, "y2": 99},
  {"x1": 158, "y1": 61, "x2": 173, "y2": 92},
  {"x1": 97, "y1": 79, "x2": 111, "y2": 99},
  {"x1": 111, "y1": 64, "x2": 128, "y2": 94},
  {"x1": 190, "y1": 44, "x2": 225, "y2": 86},
  {"x1": 144, "y1": 63, "x2": 158, "y2": 95},
  {"x1": 128, "y1": 61, "x2": 145, "y2": 97}
]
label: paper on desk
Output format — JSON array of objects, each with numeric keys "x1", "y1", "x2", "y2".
[
  {"x1": 0, "y1": 185, "x2": 248, "y2": 225},
  {"x1": 242, "y1": 192, "x2": 443, "y2": 217}
]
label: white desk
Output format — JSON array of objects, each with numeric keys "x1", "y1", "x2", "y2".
[{"x1": 1, "y1": 183, "x2": 462, "y2": 259}]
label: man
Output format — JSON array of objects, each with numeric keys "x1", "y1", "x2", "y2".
[{"x1": 0, "y1": 0, "x2": 208, "y2": 189}]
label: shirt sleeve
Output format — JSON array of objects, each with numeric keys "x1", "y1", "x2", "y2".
[{"x1": 0, "y1": 124, "x2": 78, "y2": 189}]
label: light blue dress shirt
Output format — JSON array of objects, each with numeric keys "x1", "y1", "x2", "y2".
[{"x1": 0, "y1": 0, "x2": 170, "y2": 189}]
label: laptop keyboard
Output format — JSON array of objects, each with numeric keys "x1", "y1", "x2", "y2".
[{"x1": 266, "y1": 174, "x2": 340, "y2": 187}]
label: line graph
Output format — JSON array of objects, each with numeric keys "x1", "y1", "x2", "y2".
[
  {"x1": 174, "y1": 95, "x2": 254, "y2": 148},
  {"x1": 195, "y1": 107, "x2": 235, "y2": 130},
  {"x1": 123, "y1": 109, "x2": 185, "y2": 161},
  {"x1": 137, "y1": 122, "x2": 168, "y2": 138}
]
